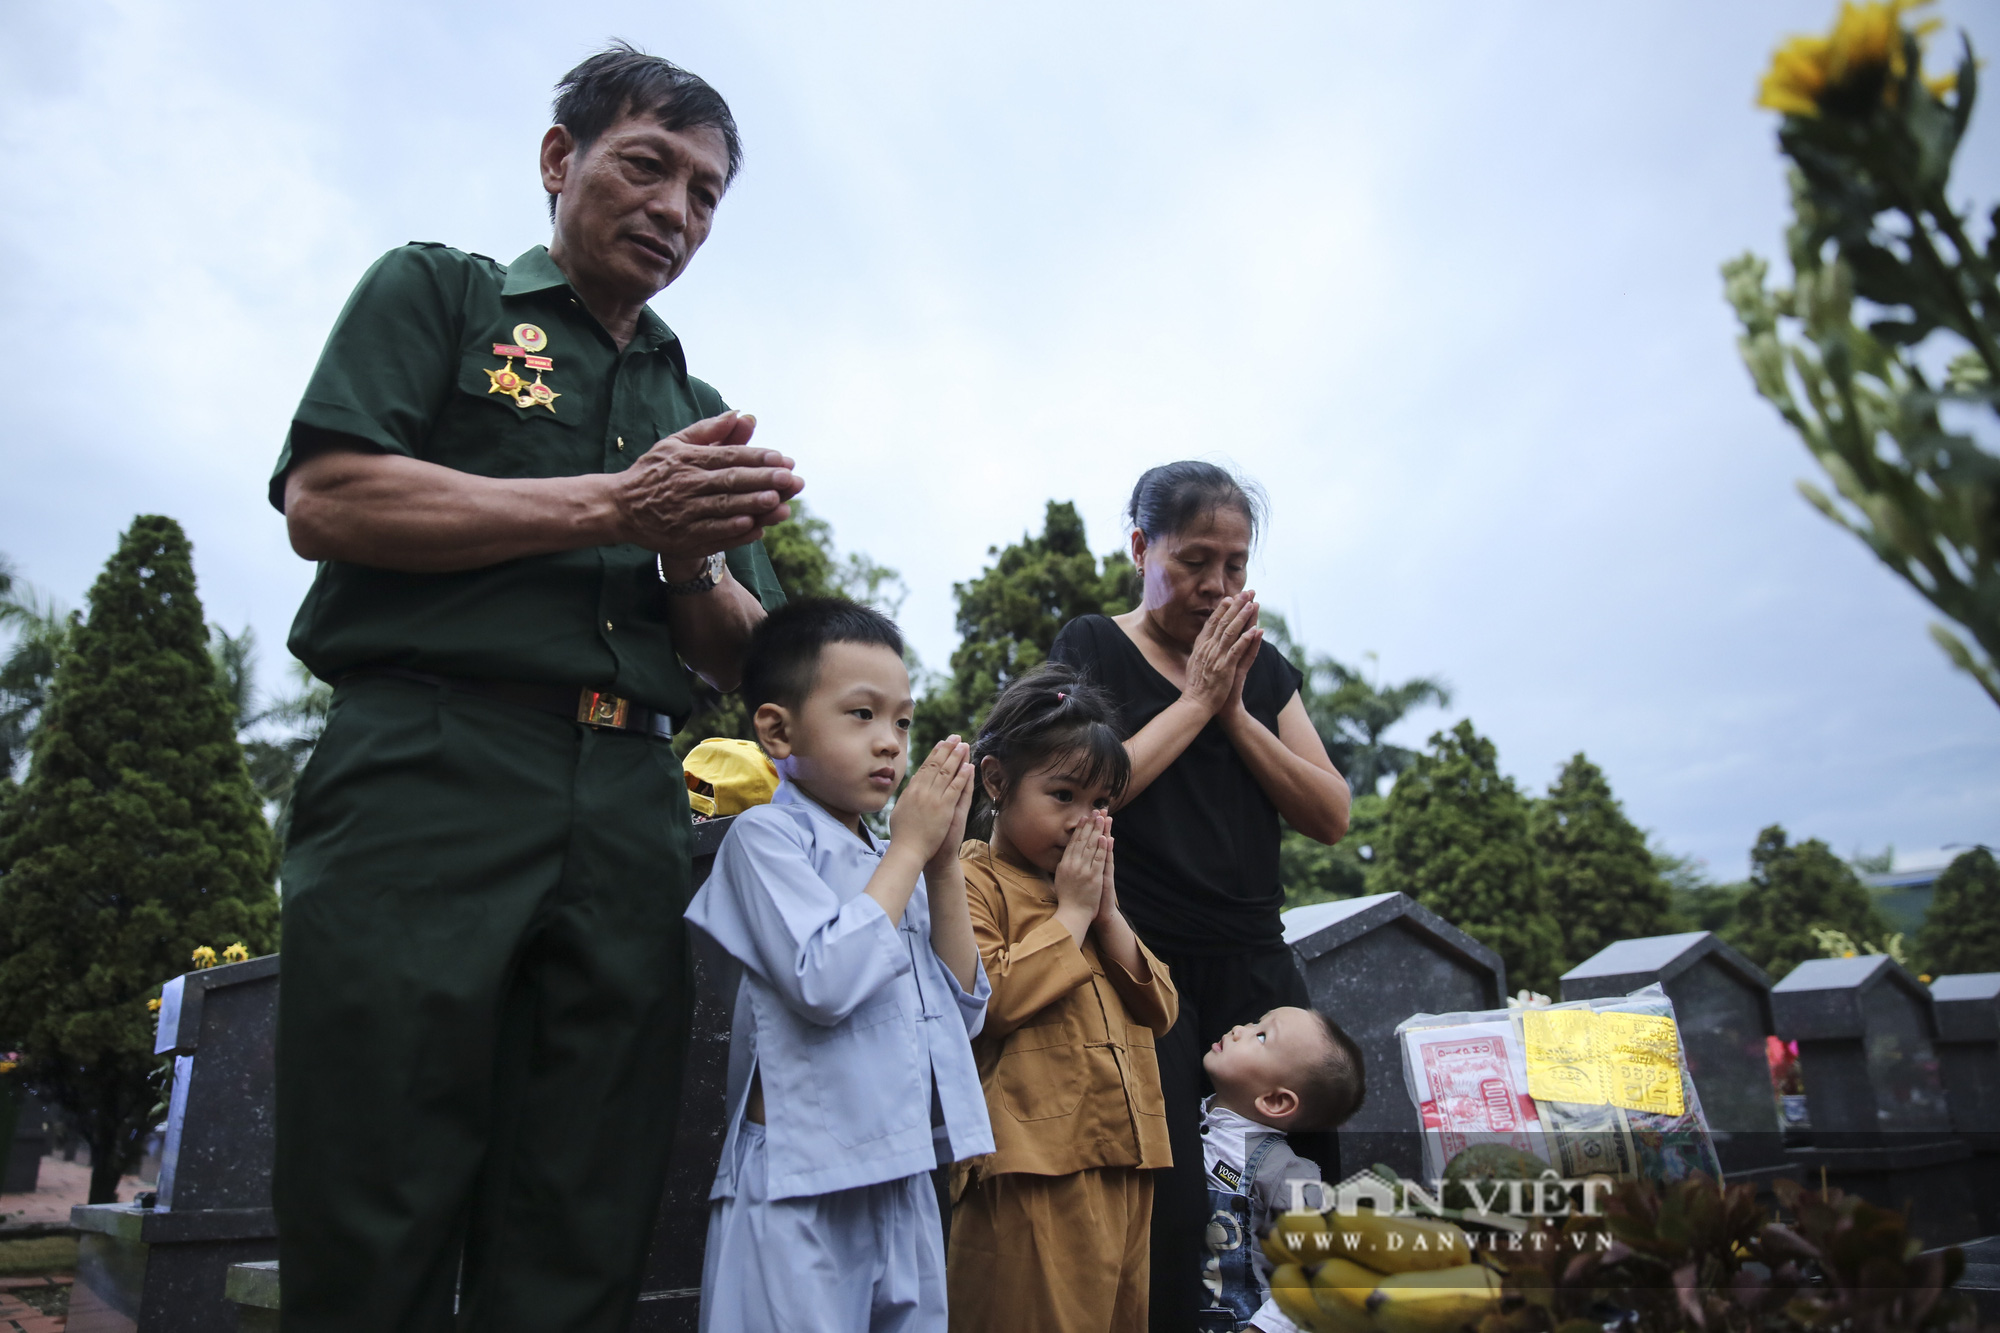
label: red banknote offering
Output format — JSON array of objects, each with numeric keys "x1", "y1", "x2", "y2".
[{"x1": 1405, "y1": 1019, "x2": 1546, "y2": 1175}]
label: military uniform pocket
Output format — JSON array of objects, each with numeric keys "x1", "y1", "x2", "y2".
[{"x1": 427, "y1": 351, "x2": 582, "y2": 479}]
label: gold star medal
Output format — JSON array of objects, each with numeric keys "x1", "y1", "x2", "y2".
[
  {"x1": 486, "y1": 357, "x2": 525, "y2": 397},
  {"x1": 488, "y1": 328, "x2": 556, "y2": 411}
]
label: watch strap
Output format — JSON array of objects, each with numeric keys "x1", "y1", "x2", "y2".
[{"x1": 657, "y1": 551, "x2": 726, "y2": 595}]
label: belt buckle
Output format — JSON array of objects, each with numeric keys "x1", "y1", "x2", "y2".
[{"x1": 577, "y1": 688, "x2": 631, "y2": 730}]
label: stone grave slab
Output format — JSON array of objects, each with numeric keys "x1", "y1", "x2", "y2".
[
  {"x1": 3, "y1": 1089, "x2": 47, "y2": 1195},
  {"x1": 631, "y1": 816, "x2": 737, "y2": 1332},
  {"x1": 1561, "y1": 931, "x2": 1788, "y2": 1179},
  {"x1": 1283, "y1": 892, "x2": 1507, "y2": 1181},
  {"x1": 1930, "y1": 972, "x2": 2000, "y2": 1234},
  {"x1": 1771, "y1": 955, "x2": 1976, "y2": 1245},
  {"x1": 72, "y1": 950, "x2": 279, "y2": 1332}
]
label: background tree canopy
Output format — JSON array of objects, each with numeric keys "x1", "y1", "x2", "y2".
[
  {"x1": 0, "y1": 557, "x2": 76, "y2": 793},
  {"x1": 1913, "y1": 846, "x2": 2000, "y2": 977},
  {"x1": 207, "y1": 626, "x2": 330, "y2": 840},
  {"x1": 1725, "y1": 824, "x2": 1894, "y2": 981},
  {"x1": 1375, "y1": 719, "x2": 1564, "y2": 996},
  {"x1": 1532, "y1": 752, "x2": 1679, "y2": 971},
  {"x1": 0, "y1": 516, "x2": 279, "y2": 1202},
  {"x1": 673, "y1": 500, "x2": 907, "y2": 753},
  {"x1": 1261, "y1": 616, "x2": 1451, "y2": 910},
  {"x1": 913, "y1": 500, "x2": 1138, "y2": 749}
]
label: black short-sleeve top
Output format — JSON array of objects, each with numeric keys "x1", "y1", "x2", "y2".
[
  {"x1": 1049, "y1": 614, "x2": 1306, "y2": 956},
  {"x1": 269, "y1": 243, "x2": 784, "y2": 718}
]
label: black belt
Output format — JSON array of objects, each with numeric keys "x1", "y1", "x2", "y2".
[{"x1": 340, "y1": 667, "x2": 678, "y2": 738}]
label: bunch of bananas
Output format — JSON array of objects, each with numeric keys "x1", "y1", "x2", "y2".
[{"x1": 1262, "y1": 1211, "x2": 1501, "y2": 1333}]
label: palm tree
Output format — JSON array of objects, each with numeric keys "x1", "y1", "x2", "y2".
[
  {"x1": 205, "y1": 625, "x2": 330, "y2": 837},
  {"x1": 0, "y1": 556, "x2": 78, "y2": 781},
  {"x1": 1262, "y1": 616, "x2": 1452, "y2": 797},
  {"x1": 1307, "y1": 655, "x2": 1453, "y2": 797},
  {"x1": 245, "y1": 662, "x2": 331, "y2": 840}
]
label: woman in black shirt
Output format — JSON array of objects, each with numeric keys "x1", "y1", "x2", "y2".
[{"x1": 1049, "y1": 461, "x2": 1350, "y2": 1333}]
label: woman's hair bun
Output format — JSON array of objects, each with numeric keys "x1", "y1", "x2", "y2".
[{"x1": 1125, "y1": 459, "x2": 1266, "y2": 544}]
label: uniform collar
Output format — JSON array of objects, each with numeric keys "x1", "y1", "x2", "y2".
[
  {"x1": 502, "y1": 244, "x2": 574, "y2": 296},
  {"x1": 773, "y1": 780, "x2": 883, "y2": 855},
  {"x1": 502, "y1": 245, "x2": 684, "y2": 364}
]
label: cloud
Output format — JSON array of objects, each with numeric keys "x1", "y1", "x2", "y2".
[{"x1": 2, "y1": 0, "x2": 1995, "y2": 881}]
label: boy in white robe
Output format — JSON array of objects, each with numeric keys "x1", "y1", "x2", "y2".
[{"x1": 686, "y1": 599, "x2": 993, "y2": 1333}]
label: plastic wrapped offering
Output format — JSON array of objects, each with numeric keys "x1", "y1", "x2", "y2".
[{"x1": 1397, "y1": 985, "x2": 1721, "y2": 1187}]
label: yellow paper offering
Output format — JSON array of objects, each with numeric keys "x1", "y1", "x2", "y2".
[
  {"x1": 1521, "y1": 1009, "x2": 1685, "y2": 1117},
  {"x1": 1521, "y1": 1009, "x2": 1601, "y2": 1104},
  {"x1": 1597, "y1": 1012, "x2": 1685, "y2": 1116}
]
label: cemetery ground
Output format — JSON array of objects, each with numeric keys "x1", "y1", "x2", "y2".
[{"x1": 0, "y1": 1155, "x2": 152, "y2": 1330}]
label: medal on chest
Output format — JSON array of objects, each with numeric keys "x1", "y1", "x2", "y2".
[{"x1": 485, "y1": 323, "x2": 560, "y2": 413}]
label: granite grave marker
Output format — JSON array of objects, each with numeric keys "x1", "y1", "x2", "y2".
[
  {"x1": 1770, "y1": 954, "x2": 1977, "y2": 1245},
  {"x1": 72, "y1": 951, "x2": 279, "y2": 1333},
  {"x1": 1930, "y1": 972, "x2": 2000, "y2": 1235},
  {"x1": 1282, "y1": 892, "x2": 1508, "y2": 1181}
]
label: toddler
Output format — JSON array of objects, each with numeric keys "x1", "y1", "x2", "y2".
[
  {"x1": 1199, "y1": 1006, "x2": 1365, "y2": 1333},
  {"x1": 686, "y1": 597, "x2": 995, "y2": 1333},
  {"x1": 947, "y1": 664, "x2": 1179, "y2": 1333}
]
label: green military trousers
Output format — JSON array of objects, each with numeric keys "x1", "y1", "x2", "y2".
[{"x1": 275, "y1": 674, "x2": 694, "y2": 1332}]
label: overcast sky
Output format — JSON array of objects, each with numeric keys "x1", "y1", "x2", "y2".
[{"x1": 4, "y1": 0, "x2": 1996, "y2": 881}]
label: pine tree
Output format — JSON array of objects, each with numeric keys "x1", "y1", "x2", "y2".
[
  {"x1": 1914, "y1": 847, "x2": 2000, "y2": 977},
  {"x1": 913, "y1": 501, "x2": 1139, "y2": 748},
  {"x1": 1725, "y1": 825, "x2": 1893, "y2": 981},
  {"x1": 1376, "y1": 720, "x2": 1563, "y2": 995},
  {"x1": 1531, "y1": 753, "x2": 1678, "y2": 974},
  {"x1": 0, "y1": 516, "x2": 278, "y2": 1203}
]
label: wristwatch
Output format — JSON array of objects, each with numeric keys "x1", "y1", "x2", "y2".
[{"x1": 658, "y1": 551, "x2": 726, "y2": 595}]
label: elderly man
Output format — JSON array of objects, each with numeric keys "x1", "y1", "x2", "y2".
[{"x1": 269, "y1": 46, "x2": 799, "y2": 1331}]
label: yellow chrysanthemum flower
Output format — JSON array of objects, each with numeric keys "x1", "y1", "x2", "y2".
[
  {"x1": 147, "y1": 997, "x2": 163, "y2": 1012},
  {"x1": 1761, "y1": 34, "x2": 1835, "y2": 116},
  {"x1": 1757, "y1": 0, "x2": 1947, "y2": 116},
  {"x1": 0, "y1": 1061, "x2": 17, "y2": 1076},
  {"x1": 222, "y1": 942, "x2": 250, "y2": 964},
  {"x1": 190, "y1": 945, "x2": 218, "y2": 969}
]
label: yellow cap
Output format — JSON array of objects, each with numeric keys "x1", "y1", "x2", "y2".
[{"x1": 684, "y1": 738, "x2": 780, "y2": 818}]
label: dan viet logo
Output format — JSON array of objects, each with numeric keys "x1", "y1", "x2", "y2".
[{"x1": 1273, "y1": 1170, "x2": 1619, "y2": 1259}]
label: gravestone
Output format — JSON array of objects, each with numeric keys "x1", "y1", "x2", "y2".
[
  {"x1": 1945, "y1": 1235, "x2": 2000, "y2": 1325},
  {"x1": 1560, "y1": 931, "x2": 1789, "y2": 1180},
  {"x1": 1769, "y1": 955, "x2": 1977, "y2": 1245},
  {"x1": 71, "y1": 952, "x2": 279, "y2": 1333},
  {"x1": 631, "y1": 815, "x2": 739, "y2": 1331},
  {"x1": 1282, "y1": 892, "x2": 1508, "y2": 1181},
  {"x1": 1929, "y1": 972, "x2": 2000, "y2": 1235},
  {"x1": 3, "y1": 1088, "x2": 47, "y2": 1194}
]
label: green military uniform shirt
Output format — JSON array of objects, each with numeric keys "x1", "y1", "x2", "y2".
[{"x1": 271, "y1": 242, "x2": 784, "y2": 719}]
